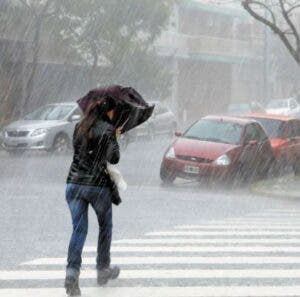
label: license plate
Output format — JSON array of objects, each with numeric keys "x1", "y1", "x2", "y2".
[{"x1": 184, "y1": 165, "x2": 200, "y2": 174}]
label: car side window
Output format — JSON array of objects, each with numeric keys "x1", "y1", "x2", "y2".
[
  {"x1": 244, "y1": 124, "x2": 259, "y2": 143},
  {"x1": 296, "y1": 121, "x2": 300, "y2": 137},
  {"x1": 290, "y1": 120, "x2": 300, "y2": 138},
  {"x1": 290, "y1": 100, "x2": 298, "y2": 109},
  {"x1": 154, "y1": 106, "x2": 168, "y2": 115},
  {"x1": 253, "y1": 123, "x2": 268, "y2": 142},
  {"x1": 71, "y1": 108, "x2": 83, "y2": 118}
]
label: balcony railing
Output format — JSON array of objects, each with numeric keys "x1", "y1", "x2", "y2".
[{"x1": 156, "y1": 31, "x2": 263, "y2": 59}]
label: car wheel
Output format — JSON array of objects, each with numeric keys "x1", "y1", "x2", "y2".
[
  {"x1": 274, "y1": 156, "x2": 288, "y2": 175},
  {"x1": 52, "y1": 134, "x2": 70, "y2": 155},
  {"x1": 118, "y1": 134, "x2": 129, "y2": 151},
  {"x1": 160, "y1": 166, "x2": 176, "y2": 184},
  {"x1": 8, "y1": 150, "x2": 25, "y2": 156}
]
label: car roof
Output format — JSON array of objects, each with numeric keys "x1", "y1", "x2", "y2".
[
  {"x1": 203, "y1": 115, "x2": 257, "y2": 126},
  {"x1": 245, "y1": 113, "x2": 296, "y2": 122}
]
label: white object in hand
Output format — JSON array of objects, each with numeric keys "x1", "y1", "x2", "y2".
[{"x1": 107, "y1": 163, "x2": 127, "y2": 191}]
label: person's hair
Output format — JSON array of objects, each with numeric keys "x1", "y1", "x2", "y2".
[{"x1": 77, "y1": 96, "x2": 116, "y2": 143}]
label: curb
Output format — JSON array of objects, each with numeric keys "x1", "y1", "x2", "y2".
[{"x1": 250, "y1": 175, "x2": 300, "y2": 199}]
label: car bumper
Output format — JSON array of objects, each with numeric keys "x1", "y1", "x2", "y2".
[
  {"x1": 161, "y1": 157, "x2": 234, "y2": 181},
  {"x1": 2, "y1": 134, "x2": 51, "y2": 151}
]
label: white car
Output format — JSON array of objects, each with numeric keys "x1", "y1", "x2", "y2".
[{"x1": 266, "y1": 98, "x2": 300, "y2": 117}]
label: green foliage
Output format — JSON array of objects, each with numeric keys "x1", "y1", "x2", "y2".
[
  {"x1": 1, "y1": 0, "x2": 174, "y2": 113},
  {"x1": 60, "y1": 0, "x2": 174, "y2": 98}
]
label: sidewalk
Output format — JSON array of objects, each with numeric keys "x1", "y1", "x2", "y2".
[{"x1": 251, "y1": 174, "x2": 300, "y2": 199}]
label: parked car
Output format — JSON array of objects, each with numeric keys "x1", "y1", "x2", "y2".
[
  {"x1": 226, "y1": 101, "x2": 265, "y2": 115},
  {"x1": 266, "y1": 97, "x2": 300, "y2": 117},
  {"x1": 2, "y1": 103, "x2": 82, "y2": 155},
  {"x1": 244, "y1": 113, "x2": 300, "y2": 175},
  {"x1": 135, "y1": 101, "x2": 177, "y2": 139},
  {"x1": 160, "y1": 115, "x2": 274, "y2": 184}
]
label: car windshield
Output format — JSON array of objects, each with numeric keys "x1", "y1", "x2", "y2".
[
  {"x1": 24, "y1": 105, "x2": 74, "y2": 121},
  {"x1": 184, "y1": 119, "x2": 243, "y2": 145},
  {"x1": 227, "y1": 103, "x2": 250, "y2": 113},
  {"x1": 267, "y1": 99, "x2": 288, "y2": 109},
  {"x1": 249, "y1": 118, "x2": 284, "y2": 138}
]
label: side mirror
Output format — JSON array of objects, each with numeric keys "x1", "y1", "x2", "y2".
[
  {"x1": 70, "y1": 115, "x2": 81, "y2": 122},
  {"x1": 175, "y1": 131, "x2": 183, "y2": 137}
]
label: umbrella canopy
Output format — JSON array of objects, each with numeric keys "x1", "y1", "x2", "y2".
[{"x1": 77, "y1": 85, "x2": 155, "y2": 133}]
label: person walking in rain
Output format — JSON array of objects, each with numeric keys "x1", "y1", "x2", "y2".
[{"x1": 65, "y1": 96, "x2": 121, "y2": 296}]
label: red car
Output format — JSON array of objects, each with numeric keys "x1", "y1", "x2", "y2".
[
  {"x1": 160, "y1": 115, "x2": 274, "y2": 184},
  {"x1": 245, "y1": 113, "x2": 300, "y2": 175}
]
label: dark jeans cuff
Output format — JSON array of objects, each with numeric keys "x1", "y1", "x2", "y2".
[
  {"x1": 66, "y1": 267, "x2": 80, "y2": 278},
  {"x1": 96, "y1": 262, "x2": 110, "y2": 270}
]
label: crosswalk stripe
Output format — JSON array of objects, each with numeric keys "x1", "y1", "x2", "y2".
[
  {"x1": 3, "y1": 286, "x2": 300, "y2": 297},
  {"x1": 245, "y1": 213, "x2": 300, "y2": 216},
  {"x1": 172, "y1": 221, "x2": 300, "y2": 225},
  {"x1": 146, "y1": 231, "x2": 300, "y2": 236},
  {"x1": 110, "y1": 238, "x2": 300, "y2": 244},
  {"x1": 108, "y1": 245, "x2": 300, "y2": 253},
  {"x1": 21, "y1": 256, "x2": 300, "y2": 266},
  {"x1": 266, "y1": 209, "x2": 300, "y2": 212},
  {"x1": 175, "y1": 225, "x2": 300, "y2": 230},
  {"x1": 4, "y1": 269, "x2": 300, "y2": 280},
  {"x1": 202, "y1": 216, "x2": 300, "y2": 223}
]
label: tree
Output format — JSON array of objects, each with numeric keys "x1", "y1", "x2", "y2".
[
  {"x1": 16, "y1": 0, "x2": 63, "y2": 114},
  {"x1": 60, "y1": 0, "x2": 174, "y2": 98},
  {"x1": 242, "y1": 0, "x2": 300, "y2": 66}
]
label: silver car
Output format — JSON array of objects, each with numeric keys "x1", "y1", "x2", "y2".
[
  {"x1": 135, "y1": 101, "x2": 177, "y2": 138},
  {"x1": 2, "y1": 103, "x2": 82, "y2": 155}
]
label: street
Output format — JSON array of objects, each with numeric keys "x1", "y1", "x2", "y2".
[{"x1": 1, "y1": 135, "x2": 300, "y2": 296}]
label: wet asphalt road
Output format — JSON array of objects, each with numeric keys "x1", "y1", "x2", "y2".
[
  {"x1": 1, "y1": 135, "x2": 299, "y2": 268},
  {"x1": 1, "y1": 136, "x2": 300, "y2": 296}
]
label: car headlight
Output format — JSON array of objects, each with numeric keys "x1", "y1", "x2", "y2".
[
  {"x1": 30, "y1": 128, "x2": 48, "y2": 137},
  {"x1": 214, "y1": 154, "x2": 231, "y2": 166},
  {"x1": 165, "y1": 147, "x2": 176, "y2": 159}
]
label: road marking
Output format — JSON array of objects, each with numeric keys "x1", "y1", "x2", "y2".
[
  {"x1": 4, "y1": 286, "x2": 300, "y2": 297},
  {"x1": 175, "y1": 225, "x2": 300, "y2": 230},
  {"x1": 146, "y1": 231, "x2": 300, "y2": 236},
  {"x1": 106, "y1": 246, "x2": 300, "y2": 253},
  {"x1": 21, "y1": 256, "x2": 300, "y2": 266},
  {"x1": 204, "y1": 218, "x2": 300, "y2": 221},
  {"x1": 4, "y1": 269, "x2": 300, "y2": 280},
  {"x1": 173, "y1": 219, "x2": 300, "y2": 226},
  {"x1": 245, "y1": 213, "x2": 300, "y2": 216},
  {"x1": 110, "y1": 238, "x2": 300, "y2": 245}
]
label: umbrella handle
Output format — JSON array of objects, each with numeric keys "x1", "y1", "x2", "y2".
[{"x1": 120, "y1": 117, "x2": 130, "y2": 130}]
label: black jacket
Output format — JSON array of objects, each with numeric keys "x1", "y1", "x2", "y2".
[{"x1": 67, "y1": 119, "x2": 120, "y2": 187}]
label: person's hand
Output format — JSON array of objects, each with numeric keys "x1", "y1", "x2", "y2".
[{"x1": 115, "y1": 127, "x2": 122, "y2": 137}]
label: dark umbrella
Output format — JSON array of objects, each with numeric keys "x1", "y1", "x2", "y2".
[{"x1": 77, "y1": 85, "x2": 154, "y2": 133}]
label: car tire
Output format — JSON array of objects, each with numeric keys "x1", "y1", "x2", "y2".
[
  {"x1": 160, "y1": 166, "x2": 176, "y2": 184},
  {"x1": 8, "y1": 150, "x2": 25, "y2": 156},
  {"x1": 51, "y1": 134, "x2": 70, "y2": 155}
]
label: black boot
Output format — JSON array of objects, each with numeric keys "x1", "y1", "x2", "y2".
[
  {"x1": 65, "y1": 275, "x2": 81, "y2": 296},
  {"x1": 97, "y1": 266, "x2": 120, "y2": 285}
]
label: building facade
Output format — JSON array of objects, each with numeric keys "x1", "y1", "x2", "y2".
[{"x1": 155, "y1": 0, "x2": 265, "y2": 124}]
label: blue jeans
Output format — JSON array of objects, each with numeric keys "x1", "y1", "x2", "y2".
[{"x1": 66, "y1": 183, "x2": 113, "y2": 273}]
